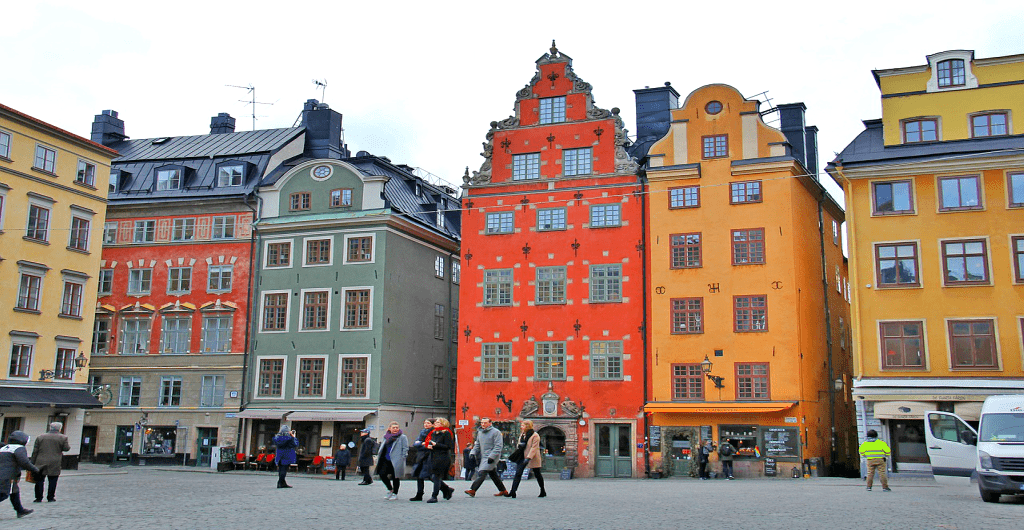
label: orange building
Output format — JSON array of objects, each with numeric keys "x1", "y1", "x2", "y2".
[
  {"x1": 634, "y1": 84, "x2": 854, "y2": 477},
  {"x1": 457, "y1": 44, "x2": 645, "y2": 478}
]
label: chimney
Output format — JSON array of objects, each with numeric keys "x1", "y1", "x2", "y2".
[
  {"x1": 300, "y1": 99, "x2": 346, "y2": 159},
  {"x1": 804, "y1": 125, "x2": 819, "y2": 180},
  {"x1": 90, "y1": 110, "x2": 127, "y2": 147},
  {"x1": 632, "y1": 82, "x2": 680, "y2": 159},
  {"x1": 210, "y1": 113, "x2": 236, "y2": 134},
  {"x1": 777, "y1": 103, "x2": 807, "y2": 171}
]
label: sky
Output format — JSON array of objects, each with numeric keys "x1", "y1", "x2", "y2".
[{"x1": 3, "y1": 0, "x2": 1023, "y2": 202}]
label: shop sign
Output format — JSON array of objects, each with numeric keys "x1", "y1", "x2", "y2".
[
  {"x1": 784, "y1": 417, "x2": 797, "y2": 423},
  {"x1": 761, "y1": 427, "x2": 800, "y2": 458},
  {"x1": 764, "y1": 457, "x2": 777, "y2": 476},
  {"x1": 649, "y1": 426, "x2": 661, "y2": 453}
]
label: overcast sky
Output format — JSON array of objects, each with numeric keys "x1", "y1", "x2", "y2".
[{"x1": 4, "y1": 1, "x2": 1022, "y2": 201}]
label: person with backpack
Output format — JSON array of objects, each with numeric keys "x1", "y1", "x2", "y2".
[{"x1": 718, "y1": 440, "x2": 736, "y2": 479}]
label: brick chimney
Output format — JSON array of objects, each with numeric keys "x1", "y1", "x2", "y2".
[
  {"x1": 210, "y1": 113, "x2": 236, "y2": 134},
  {"x1": 90, "y1": 110, "x2": 127, "y2": 147}
]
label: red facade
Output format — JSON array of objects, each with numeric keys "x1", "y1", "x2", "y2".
[{"x1": 457, "y1": 45, "x2": 645, "y2": 477}]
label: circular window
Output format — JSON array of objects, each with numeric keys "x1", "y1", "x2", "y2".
[
  {"x1": 705, "y1": 101, "x2": 723, "y2": 115},
  {"x1": 311, "y1": 164, "x2": 332, "y2": 180}
]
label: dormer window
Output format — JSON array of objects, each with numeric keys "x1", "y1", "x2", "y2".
[
  {"x1": 539, "y1": 96, "x2": 566, "y2": 124},
  {"x1": 217, "y1": 163, "x2": 245, "y2": 187},
  {"x1": 436, "y1": 203, "x2": 446, "y2": 229},
  {"x1": 937, "y1": 59, "x2": 965, "y2": 88},
  {"x1": 156, "y1": 168, "x2": 182, "y2": 190},
  {"x1": 903, "y1": 118, "x2": 938, "y2": 143}
]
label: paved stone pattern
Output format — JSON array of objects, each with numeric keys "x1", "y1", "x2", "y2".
[{"x1": 2, "y1": 465, "x2": 1021, "y2": 529}]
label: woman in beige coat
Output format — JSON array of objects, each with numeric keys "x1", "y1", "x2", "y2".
[{"x1": 505, "y1": 420, "x2": 546, "y2": 498}]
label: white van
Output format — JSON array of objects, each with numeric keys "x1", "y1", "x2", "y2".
[{"x1": 924, "y1": 395, "x2": 1024, "y2": 503}]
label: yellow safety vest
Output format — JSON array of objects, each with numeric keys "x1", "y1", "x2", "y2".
[{"x1": 858, "y1": 438, "x2": 890, "y2": 459}]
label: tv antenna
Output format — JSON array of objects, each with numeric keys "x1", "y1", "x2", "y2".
[
  {"x1": 313, "y1": 79, "x2": 327, "y2": 102},
  {"x1": 226, "y1": 84, "x2": 275, "y2": 130}
]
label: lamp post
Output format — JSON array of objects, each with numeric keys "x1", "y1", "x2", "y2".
[{"x1": 700, "y1": 355, "x2": 725, "y2": 389}]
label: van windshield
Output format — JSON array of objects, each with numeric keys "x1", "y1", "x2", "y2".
[{"x1": 979, "y1": 413, "x2": 1024, "y2": 443}]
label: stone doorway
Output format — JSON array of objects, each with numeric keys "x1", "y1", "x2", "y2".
[{"x1": 661, "y1": 426, "x2": 699, "y2": 477}]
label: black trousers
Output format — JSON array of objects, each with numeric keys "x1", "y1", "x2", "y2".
[
  {"x1": 508, "y1": 461, "x2": 545, "y2": 494},
  {"x1": 430, "y1": 473, "x2": 451, "y2": 498},
  {"x1": 277, "y1": 465, "x2": 289, "y2": 486},
  {"x1": 35, "y1": 475, "x2": 58, "y2": 501},
  {"x1": 335, "y1": 465, "x2": 346, "y2": 480},
  {"x1": 698, "y1": 460, "x2": 709, "y2": 479},
  {"x1": 360, "y1": 465, "x2": 373, "y2": 483},
  {"x1": 470, "y1": 469, "x2": 506, "y2": 492},
  {"x1": 2, "y1": 481, "x2": 27, "y2": 513},
  {"x1": 379, "y1": 460, "x2": 400, "y2": 493},
  {"x1": 464, "y1": 465, "x2": 476, "y2": 481}
]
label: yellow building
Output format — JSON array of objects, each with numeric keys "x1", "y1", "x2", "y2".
[
  {"x1": 827, "y1": 50, "x2": 1024, "y2": 476},
  {"x1": 633, "y1": 84, "x2": 853, "y2": 478},
  {"x1": 0, "y1": 103, "x2": 116, "y2": 461}
]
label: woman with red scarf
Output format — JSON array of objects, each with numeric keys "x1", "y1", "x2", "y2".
[{"x1": 424, "y1": 418, "x2": 455, "y2": 503}]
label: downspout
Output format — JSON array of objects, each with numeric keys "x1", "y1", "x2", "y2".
[
  {"x1": 816, "y1": 190, "x2": 837, "y2": 469},
  {"x1": 639, "y1": 168, "x2": 651, "y2": 478},
  {"x1": 239, "y1": 192, "x2": 264, "y2": 455},
  {"x1": 447, "y1": 248, "x2": 456, "y2": 420}
]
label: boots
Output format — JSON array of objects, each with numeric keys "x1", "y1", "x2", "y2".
[
  {"x1": 538, "y1": 489, "x2": 547, "y2": 497},
  {"x1": 410, "y1": 479, "x2": 425, "y2": 501},
  {"x1": 10, "y1": 492, "x2": 33, "y2": 518}
]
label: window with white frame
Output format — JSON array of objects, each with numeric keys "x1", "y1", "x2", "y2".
[
  {"x1": 485, "y1": 211, "x2": 514, "y2": 234},
  {"x1": 217, "y1": 164, "x2": 244, "y2": 187},
  {"x1": 589, "y1": 204, "x2": 621, "y2": 227},
  {"x1": 261, "y1": 292, "x2": 289, "y2": 332},
  {"x1": 301, "y1": 290, "x2": 329, "y2": 331},
  {"x1": 8, "y1": 343, "x2": 33, "y2": 378},
  {"x1": 539, "y1": 96, "x2": 566, "y2": 124},
  {"x1": 266, "y1": 241, "x2": 292, "y2": 267},
  {"x1": 156, "y1": 168, "x2": 181, "y2": 190},
  {"x1": 512, "y1": 153, "x2": 540, "y2": 180},
  {"x1": 76, "y1": 160, "x2": 96, "y2": 186},
  {"x1": 118, "y1": 376, "x2": 141, "y2": 406},
  {"x1": 201, "y1": 315, "x2": 232, "y2": 353},
  {"x1": 297, "y1": 357, "x2": 325, "y2": 397},
  {"x1": 434, "y1": 256, "x2": 445, "y2": 279},
  {"x1": 0, "y1": 130, "x2": 10, "y2": 159},
  {"x1": 103, "y1": 222, "x2": 118, "y2": 244},
  {"x1": 26, "y1": 203, "x2": 50, "y2": 241},
  {"x1": 172, "y1": 218, "x2": 195, "y2": 241},
  {"x1": 340, "y1": 356, "x2": 368, "y2": 397},
  {"x1": 257, "y1": 358, "x2": 284, "y2": 397},
  {"x1": 305, "y1": 238, "x2": 332, "y2": 265},
  {"x1": 343, "y1": 289, "x2": 371, "y2": 329},
  {"x1": 345, "y1": 235, "x2": 372, "y2": 263},
  {"x1": 211, "y1": 216, "x2": 234, "y2": 239},
  {"x1": 208, "y1": 265, "x2": 232, "y2": 292},
  {"x1": 17, "y1": 271, "x2": 44, "y2": 311},
  {"x1": 330, "y1": 188, "x2": 353, "y2": 208},
  {"x1": 563, "y1": 147, "x2": 592, "y2": 176},
  {"x1": 128, "y1": 269, "x2": 152, "y2": 295},
  {"x1": 133, "y1": 220, "x2": 155, "y2": 242},
  {"x1": 590, "y1": 341, "x2": 623, "y2": 380},
  {"x1": 167, "y1": 267, "x2": 192, "y2": 294},
  {"x1": 452, "y1": 261, "x2": 460, "y2": 284},
  {"x1": 161, "y1": 316, "x2": 191, "y2": 354},
  {"x1": 92, "y1": 316, "x2": 111, "y2": 354},
  {"x1": 69, "y1": 216, "x2": 90, "y2": 251},
  {"x1": 589, "y1": 264, "x2": 622, "y2": 302},
  {"x1": 159, "y1": 376, "x2": 183, "y2": 406},
  {"x1": 34, "y1": 144, "x2": 56, "y2": 173},
  {"x1": 54, "y1": 347, "x2": 77, "y2": 380},
  {"x1": 60, "y1": 280, "x2": 84, "y2": 317},
  {"x1": 200, "y1": 375, "x2": 226, "y2": 407},
  {"x1": 119, "y1": 318, "x2": 151, "y2": 354}
]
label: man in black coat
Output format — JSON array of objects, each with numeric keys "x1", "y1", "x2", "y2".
[
  {"x1": 0, "y1": 431, "x2": 40, "y2": 518},
  {"x1": 357, "y1": 429, "x2": 376, "y2": 485}
]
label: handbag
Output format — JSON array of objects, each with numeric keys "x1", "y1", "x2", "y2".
[
  {"x1": 24, "y1": 470, "x2": 37, "y2": 484},
  {"x1": 508, "y1": 447, "x2": 525, "y2": 465}
]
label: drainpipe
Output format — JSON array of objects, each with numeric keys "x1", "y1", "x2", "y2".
[
  {"x1": 447, "y1": 248, "x2": 456, "y2": 421},
  {"x1": 639, "y1": 168, "x2": 651, "y2": 478},
  {"x1": 239, "y1": 191, "x2": 264, "y2": 455},
  {"x1": 816, "y1": 192, "x2": 837, "y2": 470}
]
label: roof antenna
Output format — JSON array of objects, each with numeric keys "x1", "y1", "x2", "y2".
[
  {"x1": 226, "y1": 84, "x2": 275, "y2": 131},
  {"x1": 313, "y1": 79, "x2": 327, "y2": 103}
]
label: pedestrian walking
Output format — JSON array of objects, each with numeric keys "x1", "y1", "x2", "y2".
[
  {"x1": 273, "y1": 426, "x2": 298, "y2": 489},
  {"x1": 462, "y1": 441, "x2": 477, "y2": 481},
  {"x1": 0, "y1": 431, "x2": 39, "y2": 519},
  {"x1": 859, "y1": 429, "x2": 892, "y2": 492},
  {"x1": 698, "y1": 440, "x2": 713, "y2": 480},
  {"x1": 506, "y1": 420, "x2": 546, "y2": 499},
  {"x1": 409, "y1": 418, "x2": 435, "y2": 501},
  {"x1": 465, "y1": 417, "x2": 508, "y2": 498},
  {"x1": 425, "y1": 418, "x2": 455, "y2": 503},
  {"x1": 358, "y1": 429, "x2": 376, "y2": 485},
  {"x1": 334, "y1": 444, "x2": 351, "y2": 480},
  {"x1": 30, "y1": 422, "x2": 69, "y2": 503},
  {"x1": 718, "y1": 440, "x2": 736, "y2": 479},
  {"x1": 375, "y1": 421, "x2": 409, "y2": 500}
]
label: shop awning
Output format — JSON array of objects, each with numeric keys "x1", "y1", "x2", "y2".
[
  {"x1": 235, "y1": 408, "x2": 293, "y2": 419},
  {"x1": 0, "y1": 386, "x2": 103, "y2": 409},
  {"x1": 287, "y1": 410, "x2": 374, "y2": 422},
  {"x1": 644, "y1": 402, "x2": 797, "y2": 414},
  {"x1": 872, "y1": 401, "x2": 937, "y2": 419}
]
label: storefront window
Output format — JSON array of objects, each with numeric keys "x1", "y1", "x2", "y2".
[
  {"x1": 719, "y1": 425, "x2": 759, "y2": 459},
  {"x1": 143, "y1": 427, "x2": 177, "y2": 455},
  {"x1": 670, "y1": 432, "x2": 691, "y2": 461},
  {"x1": 892, "y1": 421, "x2": 928, "y2": 464}
]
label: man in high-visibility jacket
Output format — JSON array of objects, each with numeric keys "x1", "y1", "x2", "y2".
[{"x1": 858, "y1": 429, "x2": 891, "y2": 491}]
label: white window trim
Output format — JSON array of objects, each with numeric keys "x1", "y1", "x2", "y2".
[
  {"x1": 301, "y1": 235, "x2": 335, "y2": 267},
  {"x1": 0, "y1": 186, "x2": 8, "y2": 231},
  {"x1": 200, "y1": 314, "x2": 234, "y2": 353},
  {"x1": 159, "y1": 315, "x2": 193, "y2": 354},
  {"x1": 263, "y1": 238, "x2": 294, "y2": 269},
  {"x1": 117, "y1": 376, "x2": 143, "y2": 407},
  {"x1": 34, "y1": 143, "x2": 57, "y2": 173},
  {"x1": 299, "y1": 287, "x2": 332, "y2": 332},
  {"x1": 158, "y1": 375, "x2": 184, "y2": 407},
  {"x1": 133, "y1": 220, "x2": 156, "y2": 243},
  {"x1": 926, "y1": 51, "x2": 978, "y2": 92},
  {"x1": 103, "y1": 221, "x2": 118, "y2": 244},
  {"x1": 0, "y1": 129, "x2": 11, "y2": 159},
  {"x1": 60, "y1": 270, "x2": 89, "y2": 317},
  {"x1": 25, "y1": 195, "x2": 54, "y2": 242},
  {"x1": 68, "y1": 213, "x2": 92, "y2": 252},
  {"x1": 293, "y1": 353, "x2": 329, "y2": 399},
  {"x1": 336, "y1": 354, "x2": 372, "y2": 400},
  {"x1": 211, "y1": 215, "x2": 236, "y2": 240},
  {"x1": 341, "y1": 233, "x2": 376, "y2": 265},
  {"x1": 8, "y1": 334, "x2": 38, "y2": 379},
  {"x1": 97, "y1": 269, "x2": 114, "y2": 296},
  {"x1": 942, "y1": 316, "x2": 1002, "y2": 371},
  {"x1": 76, "y1": 158, "x2": 97, "y2": 186},
  {"x1": 127, "y1": 268, "x2": 153, "y2": 295},
  {"x1": 171, "y1": 218, "x2": 197, "y2": 241},
  {"x1": 199, "y1": 374, "x2": 227, "y2": 407},
  {"x1": 435, "y1": 255, "x2": 445, "y2": 279},
  {"x1": 252, "y1": 355, "x2": 287, "y2": 400},
  {"x1": 258, "y1": 289, "x2": 292, "y2": 333},
  {"x1": 207, "y1": 264, "x2": 233, "y2": 294},
  {"x1": 340, "y1": 286, "x2": 374, "y2": 332}
]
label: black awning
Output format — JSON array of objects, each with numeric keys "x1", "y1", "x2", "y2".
[{"x1": 0, "y1": 386, "x2": 103, "y2": 409}]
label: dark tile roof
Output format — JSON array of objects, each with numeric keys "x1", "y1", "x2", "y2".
[
  {"x1": 0, "y1": 386, "x2": 104, "y2": 408},
  {"x1": 109, "y1": 128, "x2": 303, "y2": 161}
]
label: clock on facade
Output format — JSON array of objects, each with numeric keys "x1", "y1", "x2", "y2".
[{"x1": 312, "y1": 164, "x2": 332, "y2": 180}]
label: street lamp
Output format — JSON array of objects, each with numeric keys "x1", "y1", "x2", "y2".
[
  {"x1": 38, "y1": 352, "x2": 89, "y2": 381},
  {"x1": 700, "y1": 355, "x2": 725, "y2": 389}
]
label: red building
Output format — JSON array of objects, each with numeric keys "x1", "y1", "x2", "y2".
[{"x1": 457, "y1": 44, "x2": 645, "y2": 478}]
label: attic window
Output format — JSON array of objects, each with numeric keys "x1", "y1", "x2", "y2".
[
  {"x1": 218, "y1": 164, "x2": 245, "y2": 187},
  {"x1": 436, "y1": 203, "x2": 446, "y2": 229},
  {"x1": 705, "y1": 101, "x2": 723, "y2": 115},
  {"x1": 937, "y1": 59, "x2": 965, "y2": 88},
  {"x1": 156, "y1": 169, "x2": 182, "y2": 190},
  {"x1": 152, "y1": 137, "x2": 171, "y2": 145}
]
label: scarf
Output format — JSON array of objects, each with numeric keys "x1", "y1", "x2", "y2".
[
  {"x1": 384, "y1": 429, "x2": 403, "y2": 442},
  {"x1": 424, "y1": 426, "x2": 450, "y2": 448},
  {"x1": 519, "y1": 429, "x2": 535, "y2": 448}
]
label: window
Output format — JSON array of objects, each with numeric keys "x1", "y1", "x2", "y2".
[
  {"x1": 672, "y1": 364, "x2": 703, "y2": 400},
  {"x1": 202, "y1": 265, "x2": 230, "y2": 293},
  {"x1": 212, "y1": 216, "x2": 234, "y2": 239},
  {"x1": 482, "y1": 343, "x2": 511, "y2": 380},
  {"x1": 34, "y1": 145, "x2": 56, "y2": 173},
  {"x1": 120, "y1": 318, "x2": 151, "y2": 354},
  {"x1": 1009, "y1": 173, "x2": 1024, "y2": 208},
  {"x1": 1013, "y1": 236, "x2": 1024, "y2": 283},
  {"x1": 938, "y1": 176, "x2": 982, "y2": 211},
  {"x1": 433, "y1": 365, "x2": 444, "y2": 402},
  {"x1": 167, "y1": 267, "x2": 192, "y2": 293},
  {"x1": 452, "y1": 261, "x2": 461, "y2": 284},
  {"x1": 257, "y1": 359, "x2": 284, "y2": 397},
  {"x1": 340, "y1": 356, "x2": 368, "y2": 397},
  {"x1": 306, "y1": 238, "x2": 331, "y2": 265},
  {"x1": 435, "y1": 256, "x2": 445, "y2": 278},
  {"x1": 485, "y1": 211, "x2": 514, "y2": 234},
  {"x1": 833, "y1": 220, "x2": 839, "y2": 245},
  {"x1": 538, "y1": 208, "x2": 566, "y2": 231},
  {"x1": 937, "y1": 59, "x2": 965, "y2": 87},
  {"x1": 670, "y1": 186, "x2": 700, "y2": 208},
  {"x1": 64, "y1": 216, "x2": 89, "y2": 251},
  {"x1": 432, "y1": 304, "x2": 446, "y2": 340},
  {"x1": 200, "y1": 375, "x2": 226, "y2": 407},
  {"x1": 702, "y1": 135, "x2": 727, "y2": 159},
  {"x1": 535, "y1": 342, "x2": 566, "y2": 380},
  {"x1": 876, "y1": 243, "x2": 919, "y2": 287},
  {"x1": 8, "y1": 344, "x2": 32, "y2": 378},
  {"x1": 590, "y1": 341, "x2": 623, "y2": 380},
  {"x1": 536, "y1": 266, "x2": 566, "y2": 304},
  {"x1": 17, "y1": 273, "x2": 42, "y2": 311},
  {"x1": 262, "y1": 293, "x2": 289, "y2": 331},
  {"x1": 483, "y1": 269, "x2": 513, "y2": 306},
  {"x1": 732, "y1": 228, "x2": 765, "y2": 265},
  {"x1": 880, "y1": 321, "x2": 925, "y2": 369},
  {"x1": 266, "y1": 242, "x2": 291, "y2": 267},
  {"x1": 512, "y1": 153, "x2": 540, "y2": 180},
  {"x1": 54, "y1": 348, "x2": 76, "y2": 380},
  {"x1": 289, "y1": 192, "x2": 311, "y2": 211},
  {"x1": 26, "y1": 204, "x2": 50, "y2": 241},
  {"x1": 302, "y1": 290, "x2": 329, "y2": 330},
  {"x1": 97, "y1": 270, "x2": 113, "y2": 294},
  {"x1": 346, "y1": 236, "x2": 372, "y2": 263},
  {"x1": 76, "y1": 160, "x2": 96, "y2": 186},
  {"x1": 672, "y1": 298, "x2": 703, "y2": 334},
  {"x1": 218, "y1": 164, "x2": 244, "y2": 187},
  {"x1": 118, "y1": 376, "x2": 142, "y2": 406},
  {"x1": 942, "y1": 239, "x2": 989, "y2": 284},
  {"x1": 0, "y1": 130, "x2": 10, "y2": 158},
  {"x1": 156, "y1": 169, "x2": 181, "y2": 190},
  {"x1": 172, "y1": 218, "x2": 195, "y2": 241},
  {"x1": 201, "y1": 315, "x2": 232, "y2": 353},
  {"x1": 589, "y1": 204, "x2": 621, "y2": 227},
  {"x1": 161, "y1": 317, "x2": 191, "y2": 354},
  {"x1": 92, "y1": 316, "x2": 111, "y2": 354},
  {"x1": 736, "y1": 363, "x2": 769, "y2": 399},
  {"x1": 61, "y1": 281, "x2": 83, "y2": 317},
  {"x1": 949, "y1": 320, "x2": 997, "y2": 368},
  {"x1": 670, "y1": 233, "x2": 701, "y2": 269},
  {"x1": 590, "y1": 264, "x2": 621, "y2": 302},
  {"x1": 730, "y1": 181, "x2": 762, "y2": 204},
  {"x1": 904, "y1": 119, "x2": 938, "y2": 143},
  {"x1": 436, "y1": 206, "x2": 446, "y2": 229},
  {"x1": 539, "y1": 96, "x2": 566, "y2": 124},
  {"x1": 343, "y1": 289, "x2": 371, "y2": 329},
  {"x1": 103, "y1": 222, "x2": 118, "y2": 244},
  {"x1": 133, "y1": 220, "x2": 155, "y2": 243},
  {"x1": 330, "y1": 188, "x2": 353, "y2": 208},
  {"x1": 159, "y1": 376, "x2": 183, "y2": 406},
  {"x1": 972, "y1": 113, "x2": 1008, "y2": 138},
  {"x1": 872, "y1": 180, "x2": 914, "y2": 214},
  {"x1": 705, "y1": 101, "x2": 723, "y2": 115},
  {"x1": 297, "y1": 358, "x2": 325, "y2": 397},
  {"x1": 128, "y1": 269, "x2": 152, "y2": 294},
  {"x1": 563, "y1": 148, "x2": 592, "y2": 176},
  {"x1": 734, "y1": 295, "x2": 767, "y2": 332}
]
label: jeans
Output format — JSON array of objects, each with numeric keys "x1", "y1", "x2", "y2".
[
  {"x1": 470, "y1": 469, "x2": 506, "y2": 492},
  {"x1": 721, "y1": 460, "x2": 734, "y2": 478},
  {"x1": 35, "y1": 475, "x2": 58, "y2": 501}
]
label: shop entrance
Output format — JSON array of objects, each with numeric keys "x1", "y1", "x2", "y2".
[
  {"x1": 594, "y1": 423, "x2": 631, "y2": 478},
  {"x1": 538, "y1": 426, "x2": 567, "y2": 473},
  {"x1": 80, "y1": 425, "x2": 98, "y2": 462},
  {"x1": 660, "y1": 426, "x2": 699, "y2": 477},
  {"x1": 197, "y1": 427, "x2": 218, "y2": 466},
  {"x1": 891, "y1": 420, "x2": 928, "y2": 471},
  {"x1": 114, "y1": 425, "x2": 133, "y2": 460}
]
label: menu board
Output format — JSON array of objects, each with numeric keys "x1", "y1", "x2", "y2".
[
  {"x1": 649, "y1": 426, "x2": 661, "y2": 453},
  {"x1": 761, "y1": 427, "x2": 800, "y2": 458}
]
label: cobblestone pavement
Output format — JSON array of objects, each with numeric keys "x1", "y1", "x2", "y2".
[{"x1": 2, "y1": 465, "x2": 1021, "y2": 529}]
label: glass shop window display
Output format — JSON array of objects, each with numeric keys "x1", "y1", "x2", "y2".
[
  {"x1": 719, "y1": 425, "x2": 758, "y2": 458},
  {"x1": 143, "y1": 427, "x2": 178, "y2": 454}
]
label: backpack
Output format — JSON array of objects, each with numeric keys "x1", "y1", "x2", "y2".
[{"x1": 720, "y1": 443, "x2": 736, "y2": 457}]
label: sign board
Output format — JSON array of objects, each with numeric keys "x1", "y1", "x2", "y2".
[
  {"x1": 459, "y1": 420, "x2": 469, "y2": 426},
  {"x1": 700, "y1": 425, "x2": 713, "y2": 441},
  {"x1": 320, "y1": 436, "x2": 332, "y2": 448},
  {"x1": 649, "y1": 426, "x2": 661, "y2": 453},
  {"x1": 324, "y1": 457, "x2": 336, "y2": 472},
  {"x1": 764, "y1": 457, "x2": 777, "y2": 476},
  {"x1": 761, "y1": 427, "x2": 800, "y2": 458},
  {"x1": 225, "y1": 413, "x2": 237, "y2": 418},
  {"x1": 784, "y1": 417, "x2": 798, "y2": 423},
  {"x1": 559, "y1": 468, "x2": 573, "y2": 480}
]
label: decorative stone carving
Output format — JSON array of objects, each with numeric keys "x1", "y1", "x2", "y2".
[
  {"x1": 560, "y1": 396, "x2": 581, "y2": 417},
  {"x1": 520, "y1": 395, "x2": 540, "y2": 417},
  {"x1": 587, "y1": 108, "x2": 610, "y2": 119}
]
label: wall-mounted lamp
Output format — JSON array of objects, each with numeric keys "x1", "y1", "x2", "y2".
[
  {"x1": 38, "y1": 352, "x2": 89, "y2": 381},
  {"x1": 700, "y1": 355, "x2": 725, "y2": 389},
  {"x1": 496, "y1": 391, "x2": 513, "y2": 413}
]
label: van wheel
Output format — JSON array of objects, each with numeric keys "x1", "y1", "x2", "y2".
[{"x1": 979, "y1": 486, "x2": 1000, "y2": 503}]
